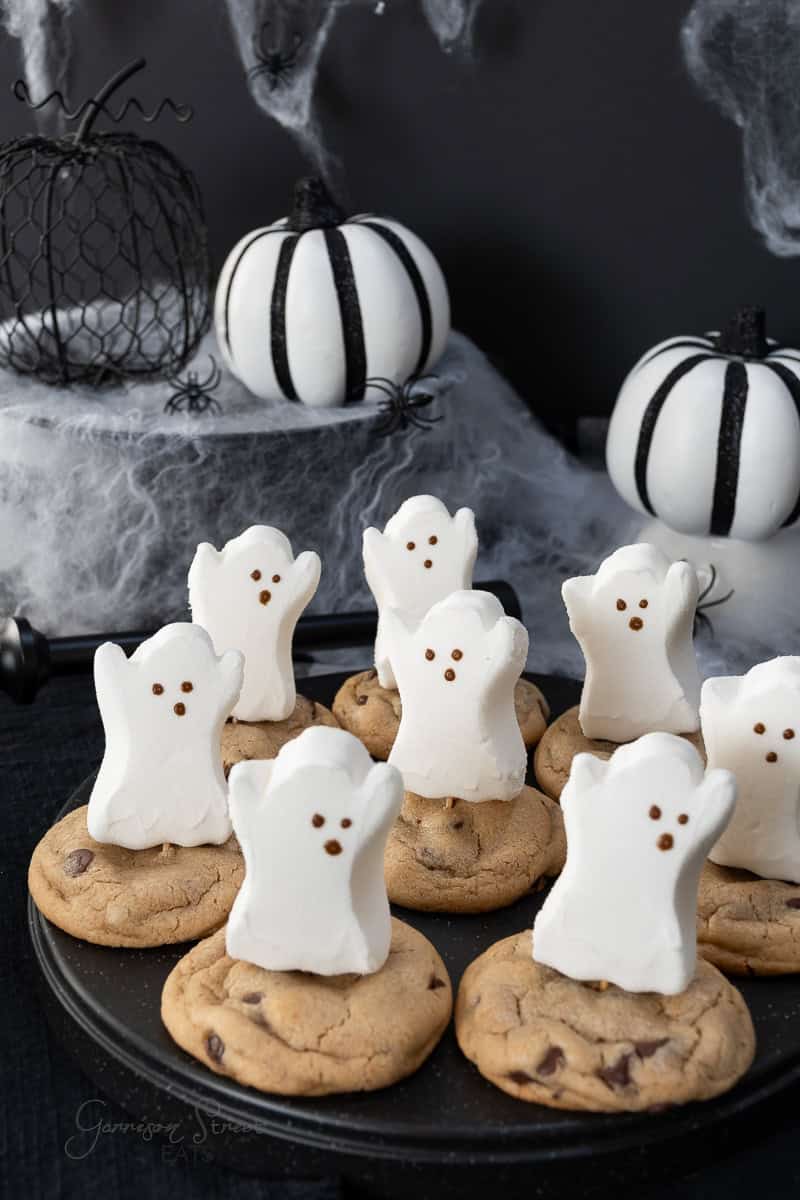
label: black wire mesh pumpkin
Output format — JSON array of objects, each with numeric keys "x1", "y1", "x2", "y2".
[{"x1": 0, "y1": 58, "x2": 211, "y2": 385}]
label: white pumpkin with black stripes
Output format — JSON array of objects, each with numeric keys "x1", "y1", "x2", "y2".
[
  {"x1": 214, "y1": 177, "x2": 450, "y2": 408},
  {"x1": 606, "y1": 308, "x2": 800, "y2": 541}
]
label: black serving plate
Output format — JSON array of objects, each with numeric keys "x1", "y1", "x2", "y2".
[{"x1": 29, "y1": 672, "x2": 800, "y2": 1198}]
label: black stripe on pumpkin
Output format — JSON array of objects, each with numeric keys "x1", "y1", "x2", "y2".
[
  {"x1": 764, "y1": 360, "x2": 800, "y2": 527},
  {"x1": 710, "y1": 361, "x2": 748, "y2": 536},
  {"x1": 768, "y1": 352, "x2": 800, "y2": 368},
  {"x1": 634, "y1": 353, "x2": 715, "y2": 515},
  {"x1": 360, "y1": 220, "x2": 433, "y2": 374},
  {"x1": 637, "y1": 338, "x2": 716, "y2": 371},
  {"x1": 270, "y1": 234, "x2": 300, "y2": 402},
  {"x1": 222, "y1": 225, "x2": 287, "y2": 361},
  {"x1": 324, "y1": 228, "x2": 367, "y2": 404}
]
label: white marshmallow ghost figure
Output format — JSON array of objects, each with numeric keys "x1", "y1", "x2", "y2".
[
  {"x1": 87, "y1": 623, "x2": 243, "y2": 850},
  {"x1": 226, "y1": 726, "x2": 403, "y2": 976},
  {"x1": 533, "y1": 734, "x2": 736, "y2": 994},
  {"x1": 363, "y1": 495, "x2": 478, "y2": 690},
  {"x1": 702, "y1": 657, "x2": 800, "y2": 883},
  {"x1": 384, "y1": 590, "x2": 528, "y2": 802},
  {"x1": 188, "y1": 525, "x2": 321, "y2": 723},
  {"x1": 563, "y1": 543, "x2": 701, "y2": 743}
]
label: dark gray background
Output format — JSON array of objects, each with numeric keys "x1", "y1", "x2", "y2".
[{"x1": 0, "y1": 0, "x2": 792, "y2": 433}]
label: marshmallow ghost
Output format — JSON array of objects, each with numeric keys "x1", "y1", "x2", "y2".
[
  {"x1": 563, "y1": 543, "x2": 701, "y2": 742},
  {"x1": 702, "y1": 657, "x2": 800, "y2": 883},
  {"x1": 384, "y1": 590, "x2": 528, "y2": 802},
  {"x1": 363, "y1": 495, "x2": 478, "y2": 690},
  {"x1": 87, "y1": 624, "x2": 243, "y2": 850},
  {"x1": 226, "y1": 727, "x2": 403, "y2": 975},
  {"x1": 188, "y1": 525, "x2": 320, "y2": 722},
  {"x1": 533, "y1": 734, "x2": 736, "y2": 994}
]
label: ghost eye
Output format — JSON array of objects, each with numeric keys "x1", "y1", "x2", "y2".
[
  {"x1": 251, "y1": 569, "x2": 261, "y2": 581},
  {"x1": 616, "y1": 599, "x2": 626, "y2": 611},
  {"x1": 311, "y1": 813, "x2": 325, "y2": 828},
  {"x1": 639, "y1": 599, "x2": 648, "y2": 609},
  {"x1": 677, "y1": 813, "x2": 689, "y2": 825},
  {"x1": 429, "y1": 535, "x2": 438, "y2": 545},
  {"x1": 406, "y1": 541, "x2": 415, "y2": 551},
  {"x1": 272, "y1": 574, "x2": 281, "y2": 583},
  {"x1": 451, "y1": 648, "x2": 463, "y2": 661},
  {"x1": 754, "y1": 723, "x2": 766, "y2": 735},
  {"x1": 785, "y1": 729, "x2": 795, "y2": 740},
  {"x1": 152, "y1": 682, "x2": 164, "y2": 696},
  {"x1": 425, "y1": 648, "x2": 435, "y2": 661},
  {"x1": 181, "y1": 681, "x2": 193, "y2": 693},
  {"x1": 341, "y1": 818, "x2": 352, "y2": 829}
]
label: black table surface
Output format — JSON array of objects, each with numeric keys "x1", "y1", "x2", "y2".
[{"x1": 4, "y1": 673, "x2": 800, "y2": 1199}]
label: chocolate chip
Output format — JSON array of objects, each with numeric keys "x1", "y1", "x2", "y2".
[
  {"x1": 444, "y1": 668, "x2": 456, "y2": 681},
  {"x1": 152, "y1": 682, "x2": 164, "y2": 695},
  {"x1": 272, "y1": 574, "x2": 281, "y2": 583},
  {"x1": 356, "y1": 694, "x2": 368, "y2": 705},
  {"x1": 451, "y1": 648, "x2": 463, "y2": 661},
  {"x1": 428, "y1": 975, "x2": 447, "y2": 990},
  {"x1": 616, "y1": 598, "x2": 626, "y2": 611},
  {"x1": 649, "y1": 805, "x2": 661, "y2": 820},
  {"x1": 242, "y1": 992, "x2": 263, "y2": 1004},
  {"x1": 312, "y1": 813, "x2": 325, "y2": 828},
  {"x1": 786, "y1": 898, "x2": 800, "y2": 909},
  {"x1": 506, "y1": 1070, "x2": 533, "y2": 1085},
  {"x1": 657, "y1": 833, "x2": 674, "y2": 851},
  {"x1": 181, "y1": 681, "x2": 193, "y2": 693},
  {"x1": 63, "y1": 848, "x2": 94, "y2": 877},
  {"x1": 629, "y1": 616, "x2": 643, "y2": 631},
  {"x1": 259, "y1": 589, "x2": 271, "y2": 605},
  {"x1": 406, "y1": 541, "x2": 415, "y2": 551},
  {"x1": 597, "y1": 1053, "x2": 632, "y2": 1089},
  {"x1": 767, "y1": 751, "x2": 778, "y2": 763},
  {"x1": 173, "y1": 702, "x2": 186, "y2": 716},
  {"x1": 429, "y1": 535, "x2": 438, "y2": 545},
  {"x1": 324, "y1": 839, "x2": 342, "y2": 855},
  {"x1": 425, "y1": 648, "x2": 435, "y2": 661},
  {"x1": 206, "y1": 1034, "x2": 224, "y2": 1063},
  {"x1": 635, "y1": 1038, "x2": 668, "y2": 1059},
  {"x1": 341, "y1": 818, "x2": 352, "y2": 828},
  {"x1": 424, "y1": 559, "x2": 433, "y2": 569},
  {"x1": 754, "y1": 722, "x2": 766, "y2": 734},
  {"x1": 537, "y1": 1046, "x2": 565, "y2": 1076},
  {"x1": 639, "y1": 598, "x2": 648, "y2": 609},
  {"x1": 677, "y1": 813, "x2": 689, "y2": 825}
]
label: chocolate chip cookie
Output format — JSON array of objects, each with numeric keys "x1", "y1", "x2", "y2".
[
  {"x1": 221, "y1": 693, "x2": 338, "y2": 774},
  {"x1": 28, "y1": 805, "x2": 244, "y2": 948},
  {"x1": 385, "y1": 786, "x2": 566, "y2": 913},
  {"x1": 161, "y1": 917, "x2": 452, "y2": 1096},
  {"x1": 456, "y1": 930, "x2": 755, "y2": 1112},
  {"x1": 697, "y1": 860, "x2": 800, "y2": 975},
  {"x1": 333, "y1": 670, "x2": 550, "y2": 760},
  {"x1": 534, "y1": 705, "x2": 705, "y2": 800}
]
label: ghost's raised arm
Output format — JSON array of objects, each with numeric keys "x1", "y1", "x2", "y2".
[
  {"x1": 286, "y1": 551, "x2": 321, "y2": 618},
  {"x1": 187, "y1": 542, "x2": 220, "y2": 597},
  {"x1": 218, "y1": 649, "x2": 244, "y2": 713},
  {"x1": 488, "y1": 616, "x2": 528, "y2": 674},
  {"x1": 228, "y1": 760, "x2": 274, "y2": 833},
  {"x1": 94, "y1": 641, "x2": 129, "y2": 705},
  {"x1": 561, "y1": 752, "x2": 608, "y2": 806},
  {"x1": 663, "y1": 561, "x2": 699, "y2": 640},
  {"x1": 453, "y1": 507, "x2": 478, "y2": 576},
  {"x1": 358, "y1": 762, "x2": 404, "y2": 847},
  {"x1": 691, "y1": 768, "x2": 737, "y2": 849},
  {"x1": 561, "y1": 576, "x2": 593, "y2": 634},
  {"x1": 362, "y1": 527, "x2": 393, "y2": 600}
]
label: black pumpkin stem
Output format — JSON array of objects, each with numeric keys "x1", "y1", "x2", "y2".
[
  {"x1": 74, "y1": 58, "x2": 147, "y2": 143},
  {"x1": 716, "y1": 306, "x2": 768, "y2": 359},
  {"x1": 287, "y1": 176, "x2": 345, "y2": 232}
]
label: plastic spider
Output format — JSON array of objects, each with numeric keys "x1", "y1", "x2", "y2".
[
  {"x1": 248, "y1": 22, "x2": 304, "y2": 90},
  {"x1": 164, "y1": 356, "x2": 222, "y2": 415},
  {"x1": 369, "y1": 375, "x2": 443, "y2": 435},
  {"x1": 692, "y1": 563, "x2": 735, "y2": 637}
]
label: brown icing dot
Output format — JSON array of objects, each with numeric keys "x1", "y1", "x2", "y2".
[
  {"x1": 356, "y1": 694, "x2": 368, "y2": 705},
  {"x1": 406, "y1": 541, "x2": 415, "y2": 551},
  {"x1": 785, "y1": 729, "x2": 796, "y2": 740},
  {"x1": 506, "y1": 1070, "x2": 534, "y2": 1085},
  {"x1": 639, "y1": 598, "x2": 648, "y2": 609},
  {"x1": 424, "y1": 559, "x2": 433, "y2": 569},
  {"x1": 537, "y1": 1046, "x2": 565, "y2": 1077},
  {"x1": 657, "y1": 833, "x2": 674, "y2": 851},
  {"x1": 341, "y1": 818, "x2": 352, "y2": 829},
  {"x1": 597, "y1": 1053, "x2": 632, "y2": 1089},
  {"x1": 786, "y1": 898, "x2": 800, "y2": 909},
  {"x1": 629, "y1": 616, "x2": 644, "y2": 631},
  {"x1": 181, "y1": 680, "x2": 193, "y2": 693},
  {"x1": 324, "y1": 839, "x2": 343, "y2": 856},
  {"x1": 206, "y1": 1034, "x2": 224, "y2": 1063},
  {"x1": 766, "y1": 751, "x2": 778, "y2": 763},
  {"x1": 173, "y1": 702, "x2": 186, "y2": 716},
  {"x1": 677, "y1": 813, "x2": 689, "y2": 825},
  {"x1": 444, "y1": 668, "x2": 456, "y2": 681},
  {"x1": 635, "y1": 1038, "x2": 668, "y2": 1059},
  {"x1": 312, "y1": 813, "x2": 325, "y2": 828},
  {"x1": 259, "y1": 589, "x2": 271, "y2": 605},
  {"x1": 63, "y1": 848, "x2": 94, "y2": 877},
  {"x1": 616, "y1": 598, "x2": 627, "y2": 611},
  {"x1": 152, "y1": 683, "x2": 164, "y2": 695},
  {"x1": 425, "y1": 648, "x2": 435, "y2": 661},
  {"x1": 272, "y1": 574, "x2": 281, "y2": 583},
  {"x1": 242, "y1": 992, "x2": 263, "y2": 1004},
  {"x1": 429, "y1": 535, "x2": 438, "y2": 545},
  {"x1": 754, "y1": 722, "x2": 766, "y2": 734},
  {"x1": 649, "y1": 805, "x2": 661, "y2": 820},
  {"x1": 451, "y1": 648, "x2": 463, "y2": 661},
  {"x1": 251, "y1": 569, "x2": 262, "y2": 581},
  {"x1": 428, "y1": 975, "x2": 447, "y2": 990}
]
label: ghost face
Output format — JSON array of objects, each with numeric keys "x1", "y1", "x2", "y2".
[
  {"x1": 382, "y1": 512, "x2": 474, "y2": 613},
  {"x1": 592, "y1": 569, "x2": 664, "y2": 651},
  {"x1": 222, "y1": 540, "x2": 295, "y2": 622},
  {"x1": 134, "y1": 640, "x2": 225, "y2": 755}
]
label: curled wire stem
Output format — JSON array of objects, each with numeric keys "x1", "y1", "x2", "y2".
[{"x1": 12, "y1": 80, "x2": 192, "y2": 128}]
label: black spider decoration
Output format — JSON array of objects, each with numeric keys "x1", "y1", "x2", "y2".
[
  {"x1": 248, "y1": 22, "x2": 304, "y2": 90},
  {"x1": 369, "y1": 375, "x2": 443, "y2": 436},
  {"x1": 692, "y1": 563, "x2": 735, "y2": 637},
  {"x1": 164, "y1": 356, "x2": 222, "y2": 415}
]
